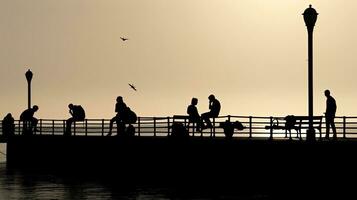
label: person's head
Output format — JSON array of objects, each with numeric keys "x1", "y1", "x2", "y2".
[
  {"x1": 191, "y1": 98, "x2": 198, "y2": 105},
  {"x1": 116, "y1": 96, "x2": 123, "y2": 103},
  {"x1": 68, "y1": 104, "x2": 74, "y2": 109},
  {"x1": 208, "y1": 94, "x2": 215, "y2": 101},
  {"x1": 32, "y1": 105, "x2": 39, "y2": 112},
  {"x1": 324, "y1": 90, "x2": 331, "y2": 97}
]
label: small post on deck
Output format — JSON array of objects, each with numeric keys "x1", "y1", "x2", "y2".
[
  {"x1": 343, "y1": 116, "x2": 346, "y2": 139},
  {"x1": 249, "y1": 116, "x2": 252, "y2": 138},
  {"x1": 167, "y1": 117, "x2": 170, "y2": 136},
  {"x1": 212, "y1": 118, "x2": 216, "y2": 137},
  {"x1": 73, "y1": 121, "x2": 76, "y2": 136},
  {"x1": 138, "y1": 117, "x2": 141, "y2": 136},
  {"x1": 85, "y1": 119, "x2": 88, "y2": 136},
  {"x1": 101, "y1": 119, "x2": 104, "y2": 136},
  {"x1": 153, "y1": 117, "x2": 156, "y2": 137},
  {"x1": 52, "y1": 120, "x2": 55, "y2": 135},
  {"x1": 63, "y1": 120, "x2": 66, "y2": 134},
  {"x1": 269, "y1": 116, "x2": 273, "y2": 140},
  {"x1": 39, "y1": 119, "x2": 42, "y2": 135}
]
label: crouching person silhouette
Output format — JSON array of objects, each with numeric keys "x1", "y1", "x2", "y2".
[
  {"x1": 20, "y1": 105, "x2": 39, "y2": 135},
  {"x1": 65, "y1": 104, "x2": 85, "y2": 136}
]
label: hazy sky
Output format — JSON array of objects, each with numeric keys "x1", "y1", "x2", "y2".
[{"x1": 1, "y1": 0, "x2": 357, "y2": 119}]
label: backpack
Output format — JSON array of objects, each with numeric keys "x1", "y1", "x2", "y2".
[{"x1": 124, "y1": 107, "x2": 137, "y2": 124}]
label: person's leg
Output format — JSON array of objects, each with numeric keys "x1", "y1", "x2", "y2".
[
  {"x1": 201, "y1": 112, "x2": 213, "y2": 128},
  {"x1": 65, "y1": 117, "x2": 74, "y2": 136},
  {"x1": 325, "y1": 117, "x2": 331, "y2": 139},
  {"x1": 32, "y1": 117, "x2": 38, "y2": 132},
  {"x1": 108, "y1": 116, "x2": 117, "y2": 136},
  {"x1": 331, "y1": 117, "x2": 337, "y2": 139}
]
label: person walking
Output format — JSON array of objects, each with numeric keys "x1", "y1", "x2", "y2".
[{"x1": 324, "y1": 90, "x2": 337, "y2": 140}]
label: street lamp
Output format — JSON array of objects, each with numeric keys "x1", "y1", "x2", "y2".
[
  {"x1": 25, "y1": 69, "x2": 33, "y2": 109},
  {"x1": 303, "y1": 5, "x2": 318, "y2": 142}
]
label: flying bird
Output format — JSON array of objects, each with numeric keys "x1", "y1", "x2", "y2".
[
  {"x1": 120, "y1": 37, "x2": 129, "y2": 41},
  {"x1": 128, "y1": 83, "x2": 137, "y2": 91}
]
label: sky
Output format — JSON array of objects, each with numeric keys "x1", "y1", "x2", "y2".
[{"x1": 1, "y1": 0, "x2": 357, "y2": 119}]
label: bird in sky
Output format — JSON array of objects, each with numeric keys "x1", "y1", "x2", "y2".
[
  {"x1": 120, "y1": 37, "x2": 129, "y2": 41},
  {"x1": 128, "y1": 83, "x2": 137, "y2": 91}
]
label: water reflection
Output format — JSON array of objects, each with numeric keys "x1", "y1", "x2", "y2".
[{"x1": 0, "y1": 164, "x2": 269, "y2": 199}]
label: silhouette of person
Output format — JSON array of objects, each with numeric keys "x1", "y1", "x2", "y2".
[
  {"x1": 108, "y1": 96, "x2": 127, "y2": 136},
  {"x1": 324, "y1": 90, "x2": 337, "y2": 140},
  {"x1": 2, "y1": 113, "x2": 15, "y2": 137},
  {"x1": 187, "y1": 98, "x2": 202, "y2": 131},
  {"x1": 65, "y1": 104, "x2": 85, "y2": 136},
  {"x1": 20, "y1": 105, "x2": 39, "y2": 134},
  {"x1": 201, "y1": 94, "x2": 221, "y2": 129}
]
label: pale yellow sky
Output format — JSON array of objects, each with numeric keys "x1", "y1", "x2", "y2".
[{"x1": 1, "y1": 0, "x2": 357, "y2": 119}]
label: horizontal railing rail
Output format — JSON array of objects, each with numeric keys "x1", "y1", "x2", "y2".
[{"x1": 1, "y1": 115, "x2": 357, "y2": 139}]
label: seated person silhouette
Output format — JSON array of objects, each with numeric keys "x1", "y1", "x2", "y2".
[
  {"x1": 20, "y1": 105, "x2": 39, "y2": 134},
  {"x1": 2, "y1": 113, "x2": 15, "y2": 137},
  {"x1": 187, "y1": 98, "x2": 202, "y2": 132},
  {"x1": 201, "y1": 95, "x2": 221, "y2": 129},
  {"x1": 65, "y1": 104, "x2": 85, "y2": 136},
  {"x1": 108, "y1": 96, "x2": 127, "y2": 136}
]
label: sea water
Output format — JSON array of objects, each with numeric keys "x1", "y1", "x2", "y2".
[{"x1": 0, "y1": 162, "x2": 272, "y2": 200}]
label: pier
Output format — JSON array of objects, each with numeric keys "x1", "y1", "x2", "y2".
[
  {"x1": 2, "y1": 115, "x2": 357, "y2": 193},
  {"x1": 2, "y1": 115, "x2": 357, "y2": 141}
]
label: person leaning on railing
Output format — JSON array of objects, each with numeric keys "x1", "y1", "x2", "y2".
[{"x1": 20, "y1": 105, "x2": 39, "y2": 134}]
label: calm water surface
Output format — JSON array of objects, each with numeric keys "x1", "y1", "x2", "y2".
[{"x1": 0, "y1": 163, "x2": 272, "y2": 200}]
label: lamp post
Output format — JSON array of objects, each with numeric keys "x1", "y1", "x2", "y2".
[
  {"x1": 303, "y1": 5, "x2": 318, "y2": 142},
  {"x1": 25, "y1": 69, "x2": 33, "y2": 109}
]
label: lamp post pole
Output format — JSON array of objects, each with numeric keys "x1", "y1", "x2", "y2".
[
  {"x1": 25, "y1": 69, "x2": 33, "y2": 109},
  {"x1": 303, "y1": 5, "x2": 318, "y2": 142}
]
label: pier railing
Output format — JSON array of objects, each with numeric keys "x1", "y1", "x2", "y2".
[{"x1": 2, "y1": 115, "x2": 357, "y2": 139}]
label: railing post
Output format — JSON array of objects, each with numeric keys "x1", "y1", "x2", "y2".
[
  {"x1": 101, "y1": 119, "x2": 104, "y2": 136},
  {"x1": 138, "y1": 117, "x2": 141, "y2": 137},
  {"x1": 52, "y1": 120, "x2": 55, "y2": 135},
  {"x1": 85, "y1": 119, "x2": 88, "y2": 136},
  {"x1": 212, "y1": 118, "x2": 216, "y2": 137},
  {"x1": 249, "y1": 116, "x2": 252, "y2": 138},
  {"x1": 73, "y1": 121, "x2": 76, "y2": 136},
  {"x1": 269, "y1": 116, "x2": 273, "y2": 140},
  {"x1": 18, "y1": 120, "x2": 21, "y2": 135},
  {"x1": 63, "y1": 120, "x2": 66, "y2": 135},
  {"x1": 343, "y1": 116, "x2": 346, "y2": 139},
  {"x1": 154, "y1": 117, "x2": 156, "y2": 137},
  {"x1": 167, "y1": 117, "x2": 170, "y2": 136},
  {"x1": 39, "y1": 119, "x2": 42, "y2": 135}
]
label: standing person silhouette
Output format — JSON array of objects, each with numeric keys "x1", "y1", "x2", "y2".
[
  {"x1": 324, "y1": 90, "x2": 337, "y2": 140},
  {"x1": 107, "y1": 96, "x2": 127, "y2": 136},
  {"x1": 201, "y1": 94, "x2": 221, "y2": 129},
  {"x1": 65, "y1": 104, "x2": 85, "y2": 136},
  {"x1": 20, "y1": 105, "x2": 39, "y2": 134},
  {"x1": 187, "y1": 98, "x2": 202, "y2": 132}
]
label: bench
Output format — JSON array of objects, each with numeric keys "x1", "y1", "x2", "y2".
[{"x1": 265, "y1": 116, "x2": 323, "y2": 139}]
